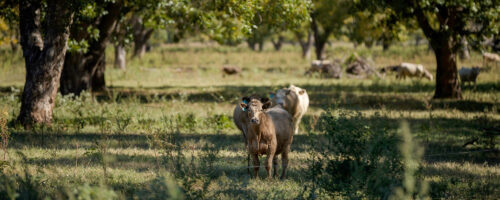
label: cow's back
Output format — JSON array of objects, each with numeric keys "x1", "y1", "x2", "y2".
[
  {"x1": 266, "y1": 107, "x2": 293, "y2": 153},
  {"x1": 233, "y1": 105, "x2": 246, "y2": 133}
]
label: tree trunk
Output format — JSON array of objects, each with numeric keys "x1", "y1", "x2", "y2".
[
  {"x1": 313, "y1": 37, "x2": 327, "y2": 60},
  {"x1": 271, "y1": 35, "x2": 284, "y2": 51},
  {"x1": 295, "y1": 30, "x2": 313, "y2": 59},
  {"x1": 432, "y1": 42, "x2": 462, "y2": 99},
  {"x1": 17, "y1": 0, "x2": 73, "y2": 127},
  {"x1": 132, "y1": 16, "x2": 154, "y2": 59},
  {"x1": 114, "y1": 44, "x2": 126, "y2": 70},
  {"x1": 247, "y1": 40, "x2": 256, "y2": 50},
  {"x1": 414, "y1": 4, "x2": 461, "y2": 99},
  {"x1": 311, "y1": 17, "x2": 329, "y2": 60},
  {"x1": 60, "y1": 0, "x2": 122, "y2": 95},
  {"x1": 258, "y1": 40, "x2": 264, "y2": 51},
  {"x1": 92, "y1": 55, "x2": 106, "y2": 92},
  {"x1": 382, "y1": 40, "x2": 390, "y2": 51}
]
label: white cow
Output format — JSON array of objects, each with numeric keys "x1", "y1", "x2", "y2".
[
  {"x1": 270, "y1": 85, "x2": 309, "y2": 134},
  {"x1": 459, "y1": 67, "x2": 481, "y2": 88},
  {"x1": 483, "y1": 52, "x2": 500, "y2": 67},
  {"x1": 395, "y1": 63, "x2": 433, "y2": 81}
]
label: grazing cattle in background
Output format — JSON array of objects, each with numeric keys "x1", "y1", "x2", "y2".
[
  {"x1": 233, "y1": 95, "x2": 270, "y2": 174},
  {"x1": 345, "y1": 58, "x2": 381, "y2": 78},
  {"x1": 270, "y1": 85, "x2": 309, "y2": 134},
  {"x1": 384, "y1": 63, "x2": 433, "y2": 81},
  {"x1": 240, "y1": 98, "x2": 294, "y2": 179},
  {"x1": 222, "y1": 66, "x2": 242, "y2": 76},
  {"x1": 459, "y1": 66, "x2": 481, "y2": 89},
  {"x1": 483, "y1": 52, "x2": 500, "y2": 67},
  {"x1": 306, "y1": 60, "x2": 342, "y2": 79}
]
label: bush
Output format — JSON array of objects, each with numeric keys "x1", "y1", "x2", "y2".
[{"x1": 312, "y1": 109, "x2": 428, "y2": 199}]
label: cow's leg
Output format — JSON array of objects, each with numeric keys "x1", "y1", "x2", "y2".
[
  {"x1": 273, "y1": 156, "x2": 279, "y2": 177},
  {"x1": 265, "y1": 152, "x2": 275, "y2": 179},
  {"x1": 280, "y1": 146, "x2": 290, "y2": 180},
  {"x1": 251, "y1": 153, "x2": 260, "y2": 178},
  {"x1": 293, "y1": 117, "x2": 301, "y2": 134}
]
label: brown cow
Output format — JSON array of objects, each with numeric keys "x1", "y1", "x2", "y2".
[
  {"x1": 233, "y1": 95, "x2": 269, "y2": 174},
  {"x1": 240, "y1": 98, "x2": 294, "y2": 179}
]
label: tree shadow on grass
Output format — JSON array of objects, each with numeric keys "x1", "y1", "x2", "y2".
[{"x1": 92, "y1": 83, "x2": 499, "y2": 113}]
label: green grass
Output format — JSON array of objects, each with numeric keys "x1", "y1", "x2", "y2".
[{"x1": 0, "y1": 42, "x2": 499, "y2": 199}]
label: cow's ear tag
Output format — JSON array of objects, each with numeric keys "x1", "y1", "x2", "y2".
[{"x1": 270, "y1": 93, "x2": 274, "y2": 99}]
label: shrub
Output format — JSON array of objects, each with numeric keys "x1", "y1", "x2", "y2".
[{"x1": 312, "y1": 109, "x2": 428, "y2": 199}]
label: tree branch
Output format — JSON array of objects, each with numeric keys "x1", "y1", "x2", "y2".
[
  {"x1": 19, "y1": 0, "x2": 43, "y2": 56},
  {"x1": 413, "y1": 2, "x2": 437, "y2": 40}
]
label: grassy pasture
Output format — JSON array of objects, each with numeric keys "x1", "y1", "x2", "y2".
[{"x1": 0, "y1": 42, "x2": 499, "y2": 199}]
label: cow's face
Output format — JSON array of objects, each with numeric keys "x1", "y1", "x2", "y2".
[
  {"x1": 241, "y1": 99, "x2": 270, "y2": 125},
  {"x1": 472, "y1": 67, "x2": 481, "y2": 75},
  {"x1": 271, "y1": 89, "x2": 290, "y2": 108}
]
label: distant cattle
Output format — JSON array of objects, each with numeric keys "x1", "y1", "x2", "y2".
[
  {"x1": 306, "y1": 60, "x2": 342, "y2": 79},
  {"x1": 222, "y1": 66, "x2": 242, "y2": 76},
  {"x1": 483, "y1": 52, "x2": 500, "y2": 67},
  {"x1": 240, "y1": 98, "x2": 294, "y2": 179},
  {"x1": 270, "y1": 85, "x2": 309, "y2": 134},
  {"x1": 383, "y1": 63, "x2": 433, "y2": 81},
  {"x1": 459, "y1": 66, "x2": 481, "y2": 88}
]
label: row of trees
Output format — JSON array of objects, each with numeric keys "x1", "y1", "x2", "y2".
[
  {"x1": 1, "y1": 0, "x2": 309, "y2": 128},
  {"x1": 0, "y1": 0, "x2": 498, "y2": 128}
]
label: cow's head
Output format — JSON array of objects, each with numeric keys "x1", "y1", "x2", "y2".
[
  {"x1": 472, "y1": 67, "x2": 481, "y2": 75},
  {"x1": 240, "y1": 98, "x2": 271, "y2": 124},
  {"x1": 423, "y1": 70, "x2": 433, "y2": 81}
]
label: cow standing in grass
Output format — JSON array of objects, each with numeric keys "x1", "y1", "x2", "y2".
[
  {"x1": 271, "y1": 85, "x2": 309, "y2": 134},
  {"x1": 233, "y1": 95, "x2": 269, "y2": 174},
  {"x1": 459, "y1": 67, "x2": 481, "y2": 89},
  {"x1": 383, "y1": 63, "x2": 433, "y2": 81},
  {"x1": 240, "y1": 98, "x2": 294, "y2": 179},
  {"x1": 483, "y1": 52, "x2": 500, "y2": 67}
]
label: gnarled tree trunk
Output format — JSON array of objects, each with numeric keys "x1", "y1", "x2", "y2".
[
  {"x1": 60, "y1": 0, "x2": 122, "y2": 95},
  {"x1": 311, "y1": 17, "x2": 330, "y2": 60},
  {"x1": 18, "y1": 0, "x2": 74, "y2": 127},
  {"x1": 271, "y1": 35, "x2": 284, "y2": 51},
  {"x1": 132, "y1": 16, "x2": 154, "y2": 59},
  {"x1": 295, "y1": 30, "x2": 313, "y2": 59},
  {"x1": 415, "y1": 5, "x2": 461, "y2": 99},
  {"x1": 432, "y1": 42, "x2": 462, "y2": 99}
]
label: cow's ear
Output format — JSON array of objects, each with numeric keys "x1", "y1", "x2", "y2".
[
  {"x1": 261, "y1": 97, "x2": 270, "y2": 103},
  {"x1": 299, "y1": 89, "x2": 306, "y2": 95},
  {"x1": 242, "y1": 96, "x2": 250, "y2": 104},
  {"x1": 240, "y1": 103, "x2": 247, "y2": 111},
  {"x1": 285, "y1": 90, "x2": 291, "y2": 95},
  {"x1": 262, "y1": 101, "x2": 271, "y2": 110},
  {"x1": 269, "y1": 93, "x2": 275, "y2": 99}
]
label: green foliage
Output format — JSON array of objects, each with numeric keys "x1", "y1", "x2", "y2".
[
  {"x1": 70, "y1": 183, "x2": 118, "y2": 200},
  {"x1": 206, "y1": 113, "x2": 233, "y2": 134},
  {"x1": 136, "y1": 174, "x2": 185, "y2": 200},
  {"x1": 314, "y1": 109, "x2": 428, "y2": 199},
  {"x1": 358, "y1": 0, "x2": 500, "y2": 51}
]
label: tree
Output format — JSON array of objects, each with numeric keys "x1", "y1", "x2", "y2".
[
  {"x1": 360, "y1": 0, "x2": 499, "y2": 99},
  {"x1": 310, "y1": 0, "x2": 351, "y2": 59},
  {"x1": 0, "y1": 1, "x2": 19, "y2": 52},
  {"x1": 17, "y1": 0, "x2": 75, "y2": 127},
  {"x1": 293, "y1": 22, "x2": 314, "y2": 59}
]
